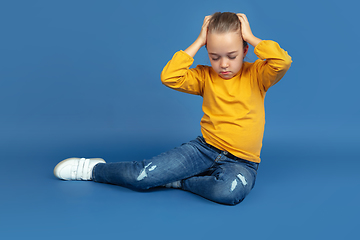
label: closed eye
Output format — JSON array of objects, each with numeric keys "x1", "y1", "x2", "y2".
[{"x1": 211, "y1": 55, "x2": 237, "y2": 61}]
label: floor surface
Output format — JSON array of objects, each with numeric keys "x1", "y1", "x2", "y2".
[{"x1": 1, "y1": 130, "x2": 358, "y2": 240}]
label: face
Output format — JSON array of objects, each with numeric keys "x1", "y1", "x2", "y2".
[{"x1": 207, "y1": 31, "x2": 248, "y2": 79}]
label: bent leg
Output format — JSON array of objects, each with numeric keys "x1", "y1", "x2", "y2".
[
  {"x1": 182, "y1": 159, "x2": 258, "y2": 205},
  {"x1": 92, "y1": 140, "x2": 215, "y2": 191}
]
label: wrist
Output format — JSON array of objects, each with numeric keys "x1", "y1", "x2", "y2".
[
  {"x1": 194, "y1": 37, "x2": 206, "y2": 48},
  {"x1": 184, "y1": 39, "x2": 204, "y2": 58},
  {"x1": 246, "y1": 35, "x2": 262, "y2": 48}
]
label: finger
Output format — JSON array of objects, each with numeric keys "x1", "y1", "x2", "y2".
[
  {"x1": 242, "y1": 14, "x2": 249, "y2": 23},
  {"x1": 203, "y1": 16, "x2": 211, "y2": 27},
  {"x1": 237, "y1": 13, "x2": 248, "y2": 23},
  {"x1": 238, "y1": 16, "x2": 246, "y2": 25}
]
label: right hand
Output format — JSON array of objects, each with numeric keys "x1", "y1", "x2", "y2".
[
  {"x1": 184, "y1": 15, "x2": 212, "y2": 58},
  {"x1": 197, "y1": 15, "x2": 211, "y2": 47}
]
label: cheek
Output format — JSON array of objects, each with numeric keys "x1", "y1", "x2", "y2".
[
  {"x1": 237, "y1": 55, "x2": 244, "y2": 64},
  {"x1": 233, "y1": 58, "x2": 244, "y2": 72},
  {"x1": 209, "y1": 59, "x2": 219, "y2": 70}
]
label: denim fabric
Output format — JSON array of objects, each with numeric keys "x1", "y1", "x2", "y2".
[{"x1": 93, "y1": 136, "x2": 259, "y2": 205}]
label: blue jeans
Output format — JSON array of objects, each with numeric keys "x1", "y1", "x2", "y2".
[{"x1": 93, "y1": 136, "x2": 259, "y2": 205}]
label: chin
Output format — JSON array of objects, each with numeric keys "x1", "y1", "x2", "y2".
[{"x1": 218, "y1": 73, "x2": 234, "y2": 79}]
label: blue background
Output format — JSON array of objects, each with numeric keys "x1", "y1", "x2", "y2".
[{"x1": 1, "y1": 0, "x2": 359, "y2": 239}]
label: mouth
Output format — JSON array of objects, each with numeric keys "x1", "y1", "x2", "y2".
[{"x1": 220, "y1": 71, "x2": 231, "y2": 75}]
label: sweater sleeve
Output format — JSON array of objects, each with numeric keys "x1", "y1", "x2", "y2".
[
  {"x1": 253, "y1": 40, "x2": 292, "y2": 91},
  {"x1": 161, "y1": 50, "x2": 205, "y2": 96}
]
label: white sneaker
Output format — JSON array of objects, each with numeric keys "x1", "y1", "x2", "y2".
[{"x1": 54, "y1": 157, "x2": 106, "y2": 181}]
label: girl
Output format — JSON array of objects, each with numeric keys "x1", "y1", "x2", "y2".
[{"x1": 54, "y1": 12, "x2": 292, "y2": 205}]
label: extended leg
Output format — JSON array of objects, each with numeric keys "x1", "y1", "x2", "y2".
[{"x1": 92, "y1": 140, "x2": 215, "y2": 191}]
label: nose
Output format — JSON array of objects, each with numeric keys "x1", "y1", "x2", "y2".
[{"x1": 220, "y1": 58, "x2": 229, "y2": 69}]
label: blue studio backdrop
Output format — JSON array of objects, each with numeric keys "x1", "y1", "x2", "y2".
[{"x1": 0, "y1": 0, "x2": 359, "y2": 240}]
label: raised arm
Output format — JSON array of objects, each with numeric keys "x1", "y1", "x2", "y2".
[
  {"x1": 237, "y1": 13, "x2": 292, "y2": 91},
  {"x1": 161, "y1": 16, "x2": 212, "y2": 96},
  {"x1": 184, "y1": 15, "x2": 211, "y2": 58}
]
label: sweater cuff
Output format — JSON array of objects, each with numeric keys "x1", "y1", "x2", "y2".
[
  {"x1": 253, "y1": 40, "x2": 271, "y2": 59},
  {"x1": 179, "y1": 50, "x2": 195, "y2": 61}
]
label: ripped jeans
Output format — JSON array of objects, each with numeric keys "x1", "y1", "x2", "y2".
[{"x1": 92, "y1": 136, "x2": 259, "y2": 205}]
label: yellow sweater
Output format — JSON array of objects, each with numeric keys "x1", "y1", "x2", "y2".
[{"x1": 161, "y1": 40, "x2": 292, "y2": 163}]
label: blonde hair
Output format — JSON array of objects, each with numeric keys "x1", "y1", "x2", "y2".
[{"x1": 208, "y1": 12, "x2": 248, "y2": 48}]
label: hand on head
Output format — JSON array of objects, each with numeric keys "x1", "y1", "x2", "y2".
[
  {"x1": 186, "y1": 12, "x2": 261, "y2": 58},
  {"x1": 237, "y1": 13, "x2": 261, "y2": 47},
  {"x1": 197, "y1": 13, "x2": 254, "y2": 47},
  {"x1": 197, "y1": 15, "x2": 212, "y2": 47}
]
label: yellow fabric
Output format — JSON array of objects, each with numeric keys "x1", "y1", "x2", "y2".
[{"x1": 161, "y1": 40, "x2": 292, "y2": 163}]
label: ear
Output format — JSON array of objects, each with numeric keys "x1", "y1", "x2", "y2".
[{"x1": 243, "y1": 45, "x2": 249, "y2": 57}]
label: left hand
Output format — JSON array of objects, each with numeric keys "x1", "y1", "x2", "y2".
[
  {"x1": 237, "y1": 13, "x2": 262, "y2": 47},
  {"x1": 237, "y1": 13, "x2": 253, "y2": 42}
]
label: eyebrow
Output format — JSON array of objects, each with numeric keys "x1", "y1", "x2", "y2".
[{"x1": 209, "y1": 51, "x2": 238, "y2": 56}]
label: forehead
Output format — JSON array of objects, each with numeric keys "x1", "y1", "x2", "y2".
[{"x1": 207, "y1": 31, "x2": 243, "y2": 53}]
